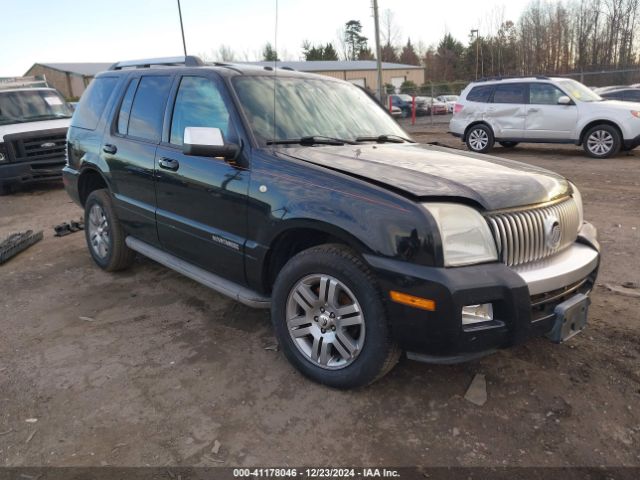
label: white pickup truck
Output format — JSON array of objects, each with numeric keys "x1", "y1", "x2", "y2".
[{"x1": 0, "y1": 76, "x2": 73, "y2": 194}]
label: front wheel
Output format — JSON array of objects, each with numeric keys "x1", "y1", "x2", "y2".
[
  {"x1": 271, "y1": 244, "x2": 400, "y2": 388},
  {"x1": 583, "y1": 125, "x2": 621, "y2": 158},
  {"x1": 465, "y1": 124, "x2": 494, "y2": 153}
]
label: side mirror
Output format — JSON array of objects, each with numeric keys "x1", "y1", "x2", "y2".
[
  {"x1": 183, "y1": 127, "x2": 239, "y2": 159},
  {"x1": 557, "y1": 95, "x2": 572, "y2": 105}
]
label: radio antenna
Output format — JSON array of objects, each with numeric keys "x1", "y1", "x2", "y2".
[
  {"x1": 177, "y1": 0, "x2": 187, "y2": 56},
  {"x1": 272, "y1": 0, "x2": 279, "y2": 143}
]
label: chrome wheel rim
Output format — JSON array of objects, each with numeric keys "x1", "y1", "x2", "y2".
[
  {"x1": 587, "y1": 130, "x2": 614, "y2": 155},
  {"x1": 468, "y1": 129, "x2": 489, "y2": 150},
  {"x1": 88, "y1": 204, "x2": 110, "y2": 259},
  {"x1": 286, "y1": 274, "x2": 365, "y2": 370}
]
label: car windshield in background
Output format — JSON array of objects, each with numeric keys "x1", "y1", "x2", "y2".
[
  {"x1": 556, "y1": 79, "x2": 603, "y2": 102},
  {"x1": 233, "y1": 76, "x2": 408, "y2": 146},
  {"x1": 0, "y1": 90, "x2": 73, "y2": 125}
]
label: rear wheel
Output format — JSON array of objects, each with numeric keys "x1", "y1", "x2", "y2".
[
  {"x1": 84, "y1": 189, "x2": 135, "y2": 271},
  {"x1": 271, "y1": 244, "x2": 400, "y2": 388},
  {"x1": 499, "y1": 141, "x2": 519, "y2": 148},
  {"x1": 583, "y1": 124, "x2": 621, "y2": 158},
  {"x1": 465, "y1": 124, "x2": 494, "y2": 153}
]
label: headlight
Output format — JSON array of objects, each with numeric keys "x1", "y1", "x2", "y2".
[
  {"x1": 422, "y1": 203, "x2": 498, "y2": 266},
  {"x1": 570, "y1": 182, "x2": 584, "y2": 226},
  {"x1": 0, "y1": 143, "x2": 7, "y2": 163}
]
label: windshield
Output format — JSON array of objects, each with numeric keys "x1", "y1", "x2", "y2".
[
  {"x1": 0, "y1": 89, "x2": 73, "y2": 125},
  {"x1": 233, "y1": 76, "x2": 409, "y2": 146},
  {"x1": 556, "y1": 79, "x2": 602, "y2": 102}
]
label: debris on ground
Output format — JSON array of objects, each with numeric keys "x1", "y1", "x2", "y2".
[
  {"x1": 0, "y1": 230, "x2": 43, "y2": 265},
  {"x1": 264, "y1": 344, "x2": 279, "y2": 351},
  {"x1": 604, "y1": 283, "x2": 640, "y2": 298},
  {"x1": 202, "y1": 454, "x2": 224, "y2": 463},
  {"x1": 211, "y1": 440, "x2": 221, "y2": 454},
  {"x1": 0, "y1": 429, "x2": 13, "y2": 436},
  {"x1": 79, "y1": 316, "x2": 95, "y2": 322},
  {"x1": 464, "y1": 374, "x2": 487, "y2": 406},
  {"x1": 25, "y1": 429, "x2": 37, "y2": 443},
  {"x1": 53, "y1": 218, "x2": 84, "y2": 237},
  {"x1": 24, "y1": 418, "x2": 38, "y2": 423}
]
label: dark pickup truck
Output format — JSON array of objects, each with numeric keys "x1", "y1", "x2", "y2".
[{"x1": 63, "y1": 56, "x2": 600, "y2": 388}]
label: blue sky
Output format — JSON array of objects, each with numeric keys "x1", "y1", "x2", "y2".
[{"x1": 1, "y1": 0, "x2": 532, "y2": 76}]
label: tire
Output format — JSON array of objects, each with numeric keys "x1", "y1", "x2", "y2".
[
  {"x1": 271, "y1": 244, "x2": 401, "y2": 389},
  {"x1": 84, "y1": 189, "x2": 135, "y2": 271},
  {"x1": 499, "y1": 141, "x2": 519, "y2": 148},
  {"x1": 583, "y1": 124, "x2": 621, "y2": 158},
  {"x1": 465, "y1": 124, "x2": 494, "y2": 153}
]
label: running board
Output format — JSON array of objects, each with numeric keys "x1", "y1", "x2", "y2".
[{"x1": 125, "y1": 237, "x2": 271, "y2": 309}]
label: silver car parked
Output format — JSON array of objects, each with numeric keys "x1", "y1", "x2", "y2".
[{"x1": 449, "y1": 76, "x2": 640, "y2": 158}]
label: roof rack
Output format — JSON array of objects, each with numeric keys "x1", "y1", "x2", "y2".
[
  {"x1": 474, "y1": 75, "x2": 550, "y2": 82},
  {"x1": 0, "y1": 75, "x2": 49, "y2": 90},
  {"x1": 108, "y1": 55, "x2": 205, "y2": 70}
]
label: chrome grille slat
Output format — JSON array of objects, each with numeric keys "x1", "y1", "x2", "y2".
[{"x1": 485, "y1": 197, "x2": 580, "y2": 267}]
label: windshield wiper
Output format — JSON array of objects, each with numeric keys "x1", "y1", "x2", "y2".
[
  {"x1": 267, "y1": 135, "x2": 358, "y2": 146},
  {"x1": 355, "y1": 134, "x2": 414, "y2": 144}
]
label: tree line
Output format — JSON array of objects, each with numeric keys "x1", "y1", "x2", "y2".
[{"x1": 205, "y1": 0, "x2": 640, "y2": 84}]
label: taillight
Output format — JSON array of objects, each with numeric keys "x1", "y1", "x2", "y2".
[{"x1": 454, "y1": 103, "x2": 464, "y2": 114}]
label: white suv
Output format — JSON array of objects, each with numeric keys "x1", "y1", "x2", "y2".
[{"x1": 449, "y1": 76, "x2": 640, "y2": 158}]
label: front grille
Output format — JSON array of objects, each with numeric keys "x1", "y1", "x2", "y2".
[
  {"x1": 530, "y1": 275, "x2": 594, "y2": 322},
  {"x1": 485, "y1": 196, "x2": 580, "y2": 267},
  {"x1": 9, "y1": 132, "x2": 66, "y2": 163}
]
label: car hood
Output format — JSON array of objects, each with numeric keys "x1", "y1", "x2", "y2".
[
  {"x1": 591, "y1": 99, "x2": 640, "y2": 111},
  {"x1": 281, "y1": 143, "x2": 570, "y2": 211},
  {"x1": 0, "y1": 118, "x2": 70, "y2": 140}
]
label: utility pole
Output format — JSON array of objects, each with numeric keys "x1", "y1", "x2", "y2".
[
  {"x1": 177, "y1": 0, "x2": 187, "y2": 56},
  {"x1": 471, "y1": 29, "x2": 479, "y2": 80},
  {"x1": 372, "y1": 0, "x2": 384, "y2": 102}
]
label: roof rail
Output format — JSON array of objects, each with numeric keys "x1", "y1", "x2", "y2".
[
  {"x1": 0, "y1": 75, "x2": 49, "y2": 90},
  {"x1": 108, "y1": 55, "x2": 205, "y2": 70},
  {"x1": 474, "y1": 75, "x2": 550, "y2": 82}
]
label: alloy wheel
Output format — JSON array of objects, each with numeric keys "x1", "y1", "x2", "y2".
[
  {"x1": 587, "y1": 130, "x2": 614, "y2": 156},
  {"x1": 88, "y1": 204, "x2": 110, "y2": 259},
  {"x1": 468, "y1": 128, "x2": 489, "y2": 151},
  {"x1": 286, "y1": 274, "x2": 365, "y2": 370}
]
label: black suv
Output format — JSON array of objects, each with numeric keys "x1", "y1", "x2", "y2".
[{"x1": 63, "y1": 56, "x2": 600, "y2": 388}]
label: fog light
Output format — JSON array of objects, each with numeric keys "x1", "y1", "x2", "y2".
[{"x1": 462, "y1": 303, "x2": 493, "y2": 325}]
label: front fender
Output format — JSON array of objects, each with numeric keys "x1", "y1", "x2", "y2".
[{"x1": 244, "y1": 151, "x2": 442, "y2": 291}]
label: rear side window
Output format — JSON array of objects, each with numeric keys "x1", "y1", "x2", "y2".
[
  {"x1": 71, "y1": 77, "x2": 118, "y2": 130},
  {"x1": 127, "y1": 76, "x2": 172, "y2": 142},
  {"x1": 493, "y1": 84, "x2": 526, "y2": 104},
  {"x1": 117, "y1": 79, "x2": 138, "y2": 135},
  {"x1": 466, "y1": 85, "x2": 493, "y2": 103}
]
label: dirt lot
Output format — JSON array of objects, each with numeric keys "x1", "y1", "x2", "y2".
[{"x1": 0, "y1": 124, "x2": 639, "y2": 468}]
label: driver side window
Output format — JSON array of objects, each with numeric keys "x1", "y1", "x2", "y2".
[
  {"x1": 529, "y1": 83, "x2": 566, "y2": 105},
  {"x1": 170, "y1": 76, "x2": 231, "y2": 146}
]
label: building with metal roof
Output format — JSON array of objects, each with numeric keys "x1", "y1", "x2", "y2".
[{"x1": 24, "y1": 60, "x2": 424, "y2": 99}]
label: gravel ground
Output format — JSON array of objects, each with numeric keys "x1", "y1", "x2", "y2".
[{"x1": 0, "y1": 124, "x2": 638, "y2": 468}]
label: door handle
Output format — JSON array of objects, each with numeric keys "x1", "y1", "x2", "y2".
[
  {"x1": 103, "y1": 144, "x2": 117, "y2": 154},
  {"x1": 158, "y1": 157, "x2": 180, "y2": 171}
]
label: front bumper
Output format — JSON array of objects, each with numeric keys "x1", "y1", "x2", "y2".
[
  {"x1": 0, "y1": 157, "x2": 65, "y2": 188},
  {"x1": 623, "y1": 133, "x2": 640, "y2": 150},
  {"x1": 363, "y1": 222, "x2": 600, "y2": 359}
]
